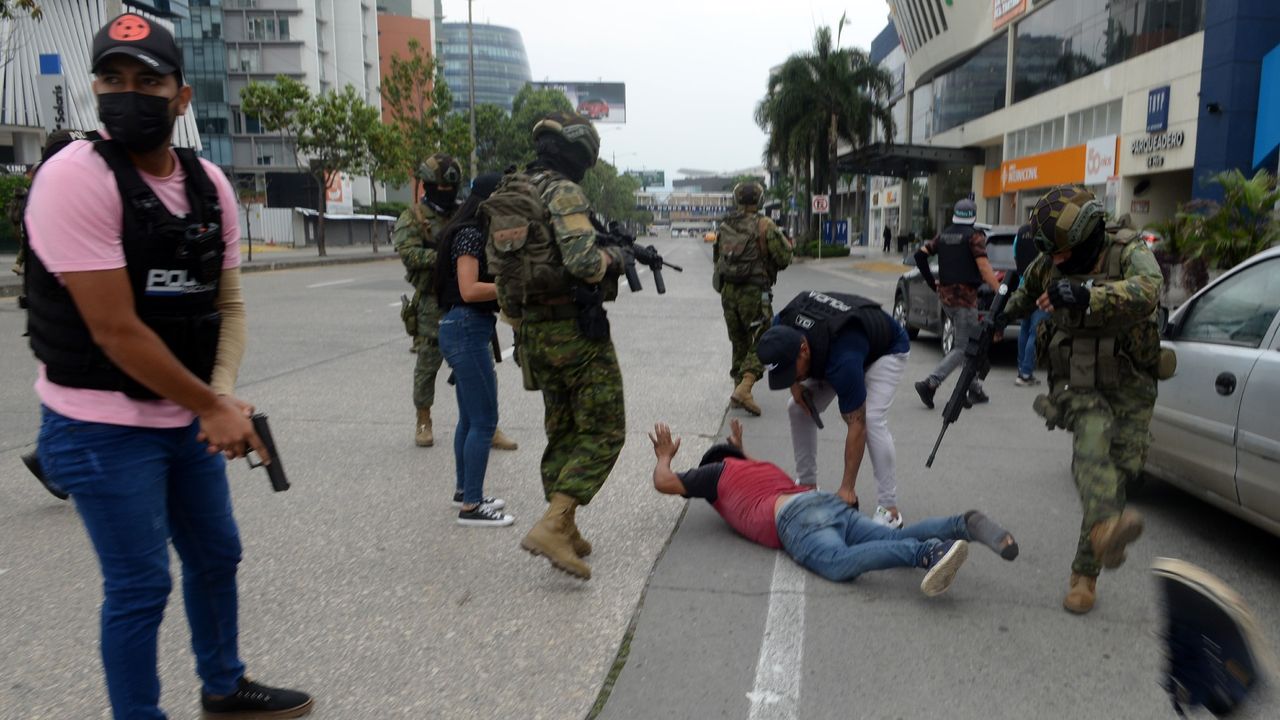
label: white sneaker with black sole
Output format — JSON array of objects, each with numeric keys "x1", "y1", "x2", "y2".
[
  {"x1": 457, "y1": 504, "x2": 515, "y2": 527},
  {"x1": 452, "y1": 492, "x2": 506, "y2": 510},
  {"x1": 872, "y1": 505, "x2": 904, "y2": 529}
]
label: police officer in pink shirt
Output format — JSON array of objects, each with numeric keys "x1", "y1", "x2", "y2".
[{"x1": 24, "y1": 14, "x2": 311, "y2": 719}]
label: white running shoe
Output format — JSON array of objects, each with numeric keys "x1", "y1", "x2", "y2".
[{"x1": 872, "y1": 505, "x2": 904, "y2": 529}]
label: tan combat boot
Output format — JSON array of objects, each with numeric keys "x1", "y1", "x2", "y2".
[
  {"x1": 1089, "y1": 509, "x2": 1145, "y2": 569},
  {"x1": 568, "y1": 505, "x2": 592, "y2": 557},
  {"x1": 415, "y1": 407, "x2": 434, "y2": 447},
  {"x1": 520, "y1": 493, "x2": 591, "y2": 580},
  {"x1": 1064, "y1": 573, "x2": 1098, "y2": 614},
  {"x1": 491, "y1": 428, "x2": 519, "y2": 451},
  {"x1": 730, "y1": 372, "x2": 763, "y2": 416}
]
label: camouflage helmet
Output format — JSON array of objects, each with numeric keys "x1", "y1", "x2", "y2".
[
  {"x1": 1028, "y1": 185, "x2": 1106, "y2": 255},
  {"x1": 733, "y1": 181, "x2": 764, "y2": 207},
  {"x1": 415, "y1": 153, "x2": 462, "y2": 187},
  {"x1": 531, "y1": 112, "x2": 600, "y2": 166}
]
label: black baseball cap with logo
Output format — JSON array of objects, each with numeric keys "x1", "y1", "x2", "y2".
[{"x1": 91, "y1": 13, "x2": 183, "y2": 82}]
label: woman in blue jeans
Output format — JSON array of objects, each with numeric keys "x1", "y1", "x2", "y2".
[{"x1": 434, "y1": 173, "x2": 514, "y2": 527}]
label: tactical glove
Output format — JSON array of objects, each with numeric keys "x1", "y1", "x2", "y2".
[{"x1": 1047, "y1": 279, "x2": 1090, "y2": 310}]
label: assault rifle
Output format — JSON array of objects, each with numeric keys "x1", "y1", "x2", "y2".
[
  {"x1": 590, "y1": 216, "x2": 683, "y2": 294},
  {"x1": 925, "y1": 272, "x2": 1019, "y2": 468}
]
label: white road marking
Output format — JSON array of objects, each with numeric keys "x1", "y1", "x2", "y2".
[
  {"x1": 501, "y1": 346, "x2": 514, "y2": 360},
  {"x1": 388, "y1": 301, "x2": 401, "y2": 307},
  {"x1": 746, "y1": 553, "x2": 807, "y2": 720},
  {"x1": 306, "y1": 278, "x2": 355, "y2": 289}
]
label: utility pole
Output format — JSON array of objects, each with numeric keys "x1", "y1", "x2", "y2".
[{"x1": 467, "y1": 0, "x2": 477, "y2": 181}]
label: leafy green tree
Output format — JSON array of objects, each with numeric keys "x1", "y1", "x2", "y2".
[
  {"x1": 0, "y1": 0, "x2": 40, "y2": 20},
  {"x1": 297, "y1": 85, "x2": 381, "y2": 256},
  {"x1": 239, "y1": 75, "x2": 312, "y2": 174},
  {"x1": 363, "y1": 122, "x2": 409, "y2": 250},
  {"x1": 381, "y1": 39, "x2": 453, "y2": 188},
  {"x1": 756, "y1": 17, "x2": 893, "y2": 239},
  {"x1": 1180, "y1": 169, "x2": 1280, "y2": 270}
]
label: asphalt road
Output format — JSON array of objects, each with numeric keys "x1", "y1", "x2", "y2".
[
  {"x1": 598, "y1": 244, "x2": 1280, "y2": 720},
  {"x1": 3, "y1": 230, "x2": 1278, "y2": 720}
]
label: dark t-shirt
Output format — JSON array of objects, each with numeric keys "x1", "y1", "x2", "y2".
[{"x1": 825, "y1": 324, "x2": 911, "y2": 413}]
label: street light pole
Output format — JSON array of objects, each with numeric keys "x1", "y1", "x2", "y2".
[{"x1": 467, "y1": 0, "x2": 477, "y2": 181}]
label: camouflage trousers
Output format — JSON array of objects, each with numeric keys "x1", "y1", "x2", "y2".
[
  {"x1": 1049, "y1": 374, "x2": 1156, "y2": 576},
  {"x1": 720, "y1": 282, "x2": 772, "y2": 383},
  {"x1": 521, "y1": 318, "x2": 625, "y2": 506},
  {"x1": 413, "y1": 293, "x2": 444, "y2": 410}
]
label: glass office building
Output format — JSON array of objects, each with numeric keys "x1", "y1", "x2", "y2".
[
  {"x1": 174, "y1": 0, "x2": 233, "y2": 168},
  {"x1": 440, "y1": 22, "x2": 531, "y2": 113}
]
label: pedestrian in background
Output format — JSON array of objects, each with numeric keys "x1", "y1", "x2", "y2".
[
  {"x1": 1013, "y1": 222, "x2": 1049, "y2": 386},
  {"x1": 713, "y1": 181, "x2": 792, "y2": 416},
  {"x1": 882, "y1": 224, "x2": 892, "y2": 253},
  {"x1": 435, "y1": 172, "x2": 514, "y2": 527},
  {"x1": 23, "y1": 14, "x2": 311, "y2": 717},
  {"x1": 911, "y1": 197, "x2": 1002, "y2": 409}
]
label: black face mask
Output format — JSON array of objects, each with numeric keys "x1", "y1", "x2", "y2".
[
  {"x1": 1057, "y1": 227, "x2": 1107, "y2": 276},
  {"x1": 423, "y1": 185, "x2": 459, "y2": 211},
  {"x1": 98, "y1": 92, "x2": 176, "y2": 153}
]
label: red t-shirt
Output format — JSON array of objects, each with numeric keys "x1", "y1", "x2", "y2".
[{"x1": 679, "y1": 457, "x2": 813, "y2": 549}]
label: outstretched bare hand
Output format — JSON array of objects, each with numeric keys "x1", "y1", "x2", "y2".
[
  {"x1": 727, "y1": 418, "x2": 744, "y2": 450},
  {"x1": 648, "y1": 422, "x2": 681, "y2": 460}
]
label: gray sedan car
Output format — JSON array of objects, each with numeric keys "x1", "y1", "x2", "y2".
[
  {"x1": 891, "y1": 225, "x2": 1020, "y2": 354},
  {"x1": 1145, "y1": 245, "x2": 1280, "y2": 537}
]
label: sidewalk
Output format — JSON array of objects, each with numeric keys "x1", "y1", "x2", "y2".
[
  {"x1": 791, "y1": 241, "x2": 911, "y2": 275},
  {"x1": 1, "y1": 242, "x2": 398, "y2": 298}
]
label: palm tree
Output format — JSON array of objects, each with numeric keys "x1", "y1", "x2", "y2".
[{"x1": 756, "y1": 17, "x2": 895, "y2": 238}]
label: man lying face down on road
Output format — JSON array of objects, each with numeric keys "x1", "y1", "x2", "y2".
[{"x1": 648, "y1": 420, "x2": 1019, "y2": 596}]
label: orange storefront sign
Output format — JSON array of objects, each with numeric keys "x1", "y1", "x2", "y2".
[
  {"x1": 983, "y1": 169, "x2": 1002, "y2": 198},
  {"x1": 999, "y1": 145, "x2": 1087, "y2": 194}
]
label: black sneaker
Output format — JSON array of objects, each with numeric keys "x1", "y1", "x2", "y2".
[
  {"x1": 1153, "y1": 558, "x2": 1277, "y2": 718},
  {"x1": 457, "y1": 503, "x2": 515, "y2": 527},
  {"x1": 452, "y1": 492, "x2": 506, "y2": 510},
  {"x1": 919, "y1": 540, "x2": 968, "y2": 597},
  {"x1": 201, "y1": 676, "x2": 314, "y2": 718},
  {"x1": 967, "y1": 387, "x2": 990, "y2": 405},
  {"x1": 914, "y1": 380, "x2": 937, "y2": 409},
  {"x1": 22, "y1": 452, "x2": 69, "y2": 501}
]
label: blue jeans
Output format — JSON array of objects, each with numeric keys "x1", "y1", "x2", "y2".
[
  {"x1": 37, "y1": 407, "x2": 245, "y2": 719},
  {"x1": 1017, "y1": 309, "x2": 1050, "y2": 377},
  {"x1": 775, "y1": 493, "x2": 970, "y2": 582},
  {"x1": 439, "y1": 306, "x2": 499, "y2": 505}
]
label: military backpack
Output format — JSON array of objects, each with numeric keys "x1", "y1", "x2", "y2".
[
  {"x1": 481, "y1": 171, "x2": 575, "y2": 320},
  {"x1": 715, "y1": 213, "x2": 772, "y2": 287}
]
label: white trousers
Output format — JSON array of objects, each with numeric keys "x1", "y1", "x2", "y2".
[{"x1": 788, "y1": 351, "x2": 909, "y2": 509}]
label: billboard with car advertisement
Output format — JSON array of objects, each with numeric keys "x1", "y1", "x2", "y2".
[{"x1": 533, "y1": 81, "x2": 627, "y2": 124}]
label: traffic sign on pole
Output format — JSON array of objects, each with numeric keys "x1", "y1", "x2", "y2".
[{"x1": 812, "y1": 194, "x2": 830, "y2": 214}]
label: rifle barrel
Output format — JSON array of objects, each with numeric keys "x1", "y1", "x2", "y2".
[{"x1": 926, "y1": 422, "x2": 949, "y2": 468}]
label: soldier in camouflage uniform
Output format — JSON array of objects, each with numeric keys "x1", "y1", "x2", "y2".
[
  {"x1": 1002, "y1": 185, "x2": 1163, "y2": 615},
  {"x1": 714, "y1": 181, "x2": 792, "y2": 416},
  {"x1": 394, "y1": 155, "x2": 519, "y2": 451},
  {"x1": 395, "y1": 154, "x2": 459, "y2": 447},
  {"x1": 484, "y1": 112, "x2": 628, "y2": 581}
]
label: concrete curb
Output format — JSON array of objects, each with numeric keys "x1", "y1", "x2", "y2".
[{"x1": 0, "y1": 252, "x2": 398, "y2": 299}]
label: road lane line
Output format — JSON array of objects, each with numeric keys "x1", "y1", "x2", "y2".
[
  {"x1": 306, "y1": 278, "x2": 355, "y2": 289},
  {"x1": 746, "y1": 553, "x2": 806, "y2": 720},
  {"x1": 388, "y1": 301, "x2": 401, "y2": 307}
]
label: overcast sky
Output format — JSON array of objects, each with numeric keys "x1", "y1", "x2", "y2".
[{"x1": 439, "y1": 0, "x2": 892, "y2": 185}]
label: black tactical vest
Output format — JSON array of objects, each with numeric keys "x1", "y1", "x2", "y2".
[
  {"x1": 937, "y1": 224, "x2": 983, "y2": 287},
  {"x1": 25, "y1": 140, "x2": 224, "y2": 400},
  {"x1": 776, "y1": 291, "x2": 897, "y2": 380}
]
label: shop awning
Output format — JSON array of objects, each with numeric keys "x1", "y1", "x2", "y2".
[{"x1": 837, "y1": 142, "x2": 985, "y2": 178}]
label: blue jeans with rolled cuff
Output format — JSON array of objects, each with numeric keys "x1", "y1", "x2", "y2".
[{"x1": 776, "y1": 493, "x2": 969, "y2": 582}]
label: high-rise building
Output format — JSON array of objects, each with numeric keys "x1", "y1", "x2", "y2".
[
  {"x1": 174, "y1": 0, "x2": 232, "y2": 168},
  {"x1": 222, "y1": 0, "x2": 380, "y2": 202},
  {"x1": 440, "y1": 22, "x2": 530, "y2": 113}
]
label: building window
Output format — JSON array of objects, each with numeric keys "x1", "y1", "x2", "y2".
[
  {"x1": 1014, "y1": 0, "x2": 1205, "y2": 104},
  {"x1": 228, "y1": 46, "x2": 260, "y2": 72},
  {"x1": 931, "y1": 33, "x2": 1008, "y2": 135}
]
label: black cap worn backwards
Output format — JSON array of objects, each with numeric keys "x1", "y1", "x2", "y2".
[
  {"x1": 756, "y1": 325, "x2": 805, "y2": 391},
  {"x1": 92, "y1": 13, "x2": 183, "y2": 82}
]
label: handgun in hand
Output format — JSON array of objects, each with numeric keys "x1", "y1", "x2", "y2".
[{"x1": 247, "y1": 413, "x2": 289, "y2": 492}]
